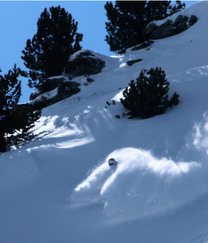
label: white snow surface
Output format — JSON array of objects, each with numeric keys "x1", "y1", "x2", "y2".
[{"x1": 2, "y1": 2, "x2": 208, "y2": 243}]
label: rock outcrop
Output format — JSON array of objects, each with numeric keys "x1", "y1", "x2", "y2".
[
  {"x1": 65, "y1": 50, "x2": 105, "y2": 78},
  {"x1": 31, "y1": 77, "x2": 80, "y2": 109},
  {"x1": 144, "y1": 15, "x2": 198, "y2": 39},
  {"x1": 30, "y1": 50, "x2": 106, "y2": 109}
]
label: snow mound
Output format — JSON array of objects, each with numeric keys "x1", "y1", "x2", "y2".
[{"x1": 71, "y1": 147, "x2": 208, "y2": 222}]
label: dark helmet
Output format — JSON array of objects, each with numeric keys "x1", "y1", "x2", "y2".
[{"x1": 108, "y1": 158, "x2": 117, "y2": 166}]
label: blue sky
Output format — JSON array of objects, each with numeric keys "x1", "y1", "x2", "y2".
[{"x1": 0, "y1": 1, "x2": 197, "y2": 103}]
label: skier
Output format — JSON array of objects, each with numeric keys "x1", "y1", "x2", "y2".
[{"x1": 108, "y1": 158, "x2": 118, "y2": 167}]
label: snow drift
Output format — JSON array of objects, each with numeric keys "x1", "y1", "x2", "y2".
[{"x1": 72, "y1": 147, "x2": 207, "y2": 222}]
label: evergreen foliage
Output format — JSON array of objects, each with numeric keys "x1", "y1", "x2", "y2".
[
  {"x1": 0, "y1": 65, "x2": 22, "y2": 152},
  {"x1": 6, "y1": 104, "x2": 41, "y2": 149},
  {"x1": 105, "y1": 1, "x2": 185, "y2": 52},
  {"x1": 121, "y1": 67, "x2": 179, "y2": 119},
  {"x1": 0, "y1": 66, "x2": 40, "y2": 153},
  {"x1": 22, "y1": 6, "x2": 83, "y2": 89}
]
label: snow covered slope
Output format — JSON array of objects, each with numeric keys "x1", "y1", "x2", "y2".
[{"x1": 1, "y1": 2, "x2": 208, "y2": 243}]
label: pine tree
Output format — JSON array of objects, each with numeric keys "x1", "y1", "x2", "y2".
[
  {"x1": 0, "y1": 65, "x2": 22, "y2": 152},
  {"x1": 105, "y1": 1, "x2": 147, "y2": 53},
  {"x1": 121, "y1": 67, "x2": 179, "y2": 119},
  {"x1": 22, "y1": 6, "x2": 83, "y2": 89},
  {"x1": 146, "y1": 0, "x2": 185, "y2": 22},
  {"x1": 6, "y1": 104, "x2": 41, "y2": 148},
  {"x1": 105, "y1": 1, "x2": 185, "y2": 53},
  {"x1": 0, "y1": 66, "x2": 40, "y2": 153}
]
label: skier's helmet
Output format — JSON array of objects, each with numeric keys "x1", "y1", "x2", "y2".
[{"x1": 108, "y1": 158, "x2": 117, "y2": 166}]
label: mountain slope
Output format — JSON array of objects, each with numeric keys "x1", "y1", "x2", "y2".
[{"x1": 1, "y1": 2, "x2": 208, "y2": 243}]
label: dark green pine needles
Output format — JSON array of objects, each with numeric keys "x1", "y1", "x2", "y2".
[{"x1": 121, "y1": 67, "x2": 179, "y2": 119}]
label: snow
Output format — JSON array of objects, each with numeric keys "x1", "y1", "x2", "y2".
[
  {"x1": 33, "y1": 87, "x2": 58, "y2": 102},
  {"x1": 73, "y1": 147, "x2": 204, "y2": 222},
  {"x1": 1, "y1": 1, "x2": 208, "y2": 242},
  {"x1": 69, "y1": 49, "x2": 115, "y2": 63}
]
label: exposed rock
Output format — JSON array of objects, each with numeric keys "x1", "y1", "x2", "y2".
[
  {"x1": 174, "y1": 15, "x2": 188, "y2": 26},
  {"x1": 57, "y1": 81, "x2": 80, "y2": 99},
  {"x1": 189, "y1": 15, "x2": 198, "y2": 26},
  {"x1": 86, "y1": 77, "x2": 95, "y2": 83},
  {"x1": 127, "y1": 59, "x2": 143, "y2": 66},
  {"x1": 31, "y1": 78, "x2": 80, "y2": 109},
  {"x1": 32, "y1": 96, "x2": 50, "y2": 110},
  {"x1": 131, "y1": 40, "x2": 154, "y2": 51},
  {"x1": 144, "y1": 14, "x2": 198, "y2": 40},
  {"x1": 37, "y1": 77, "x2": 68, "y2": 94},
  {"x1": 30, "y1": 48, "x2": 106, "y2": 109},
  {"x1": 144, "y1": 23, "x2": 157, "y2": 37},
  {"x1": 149, "y1": 20, "x2": 175, "y2": 39},
  {"x1": 65, "y1": 50, "x2": 105, "y2": 78},
  {"x1": 174, "y1": 15, "x2": 189, "y2": 34}
]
